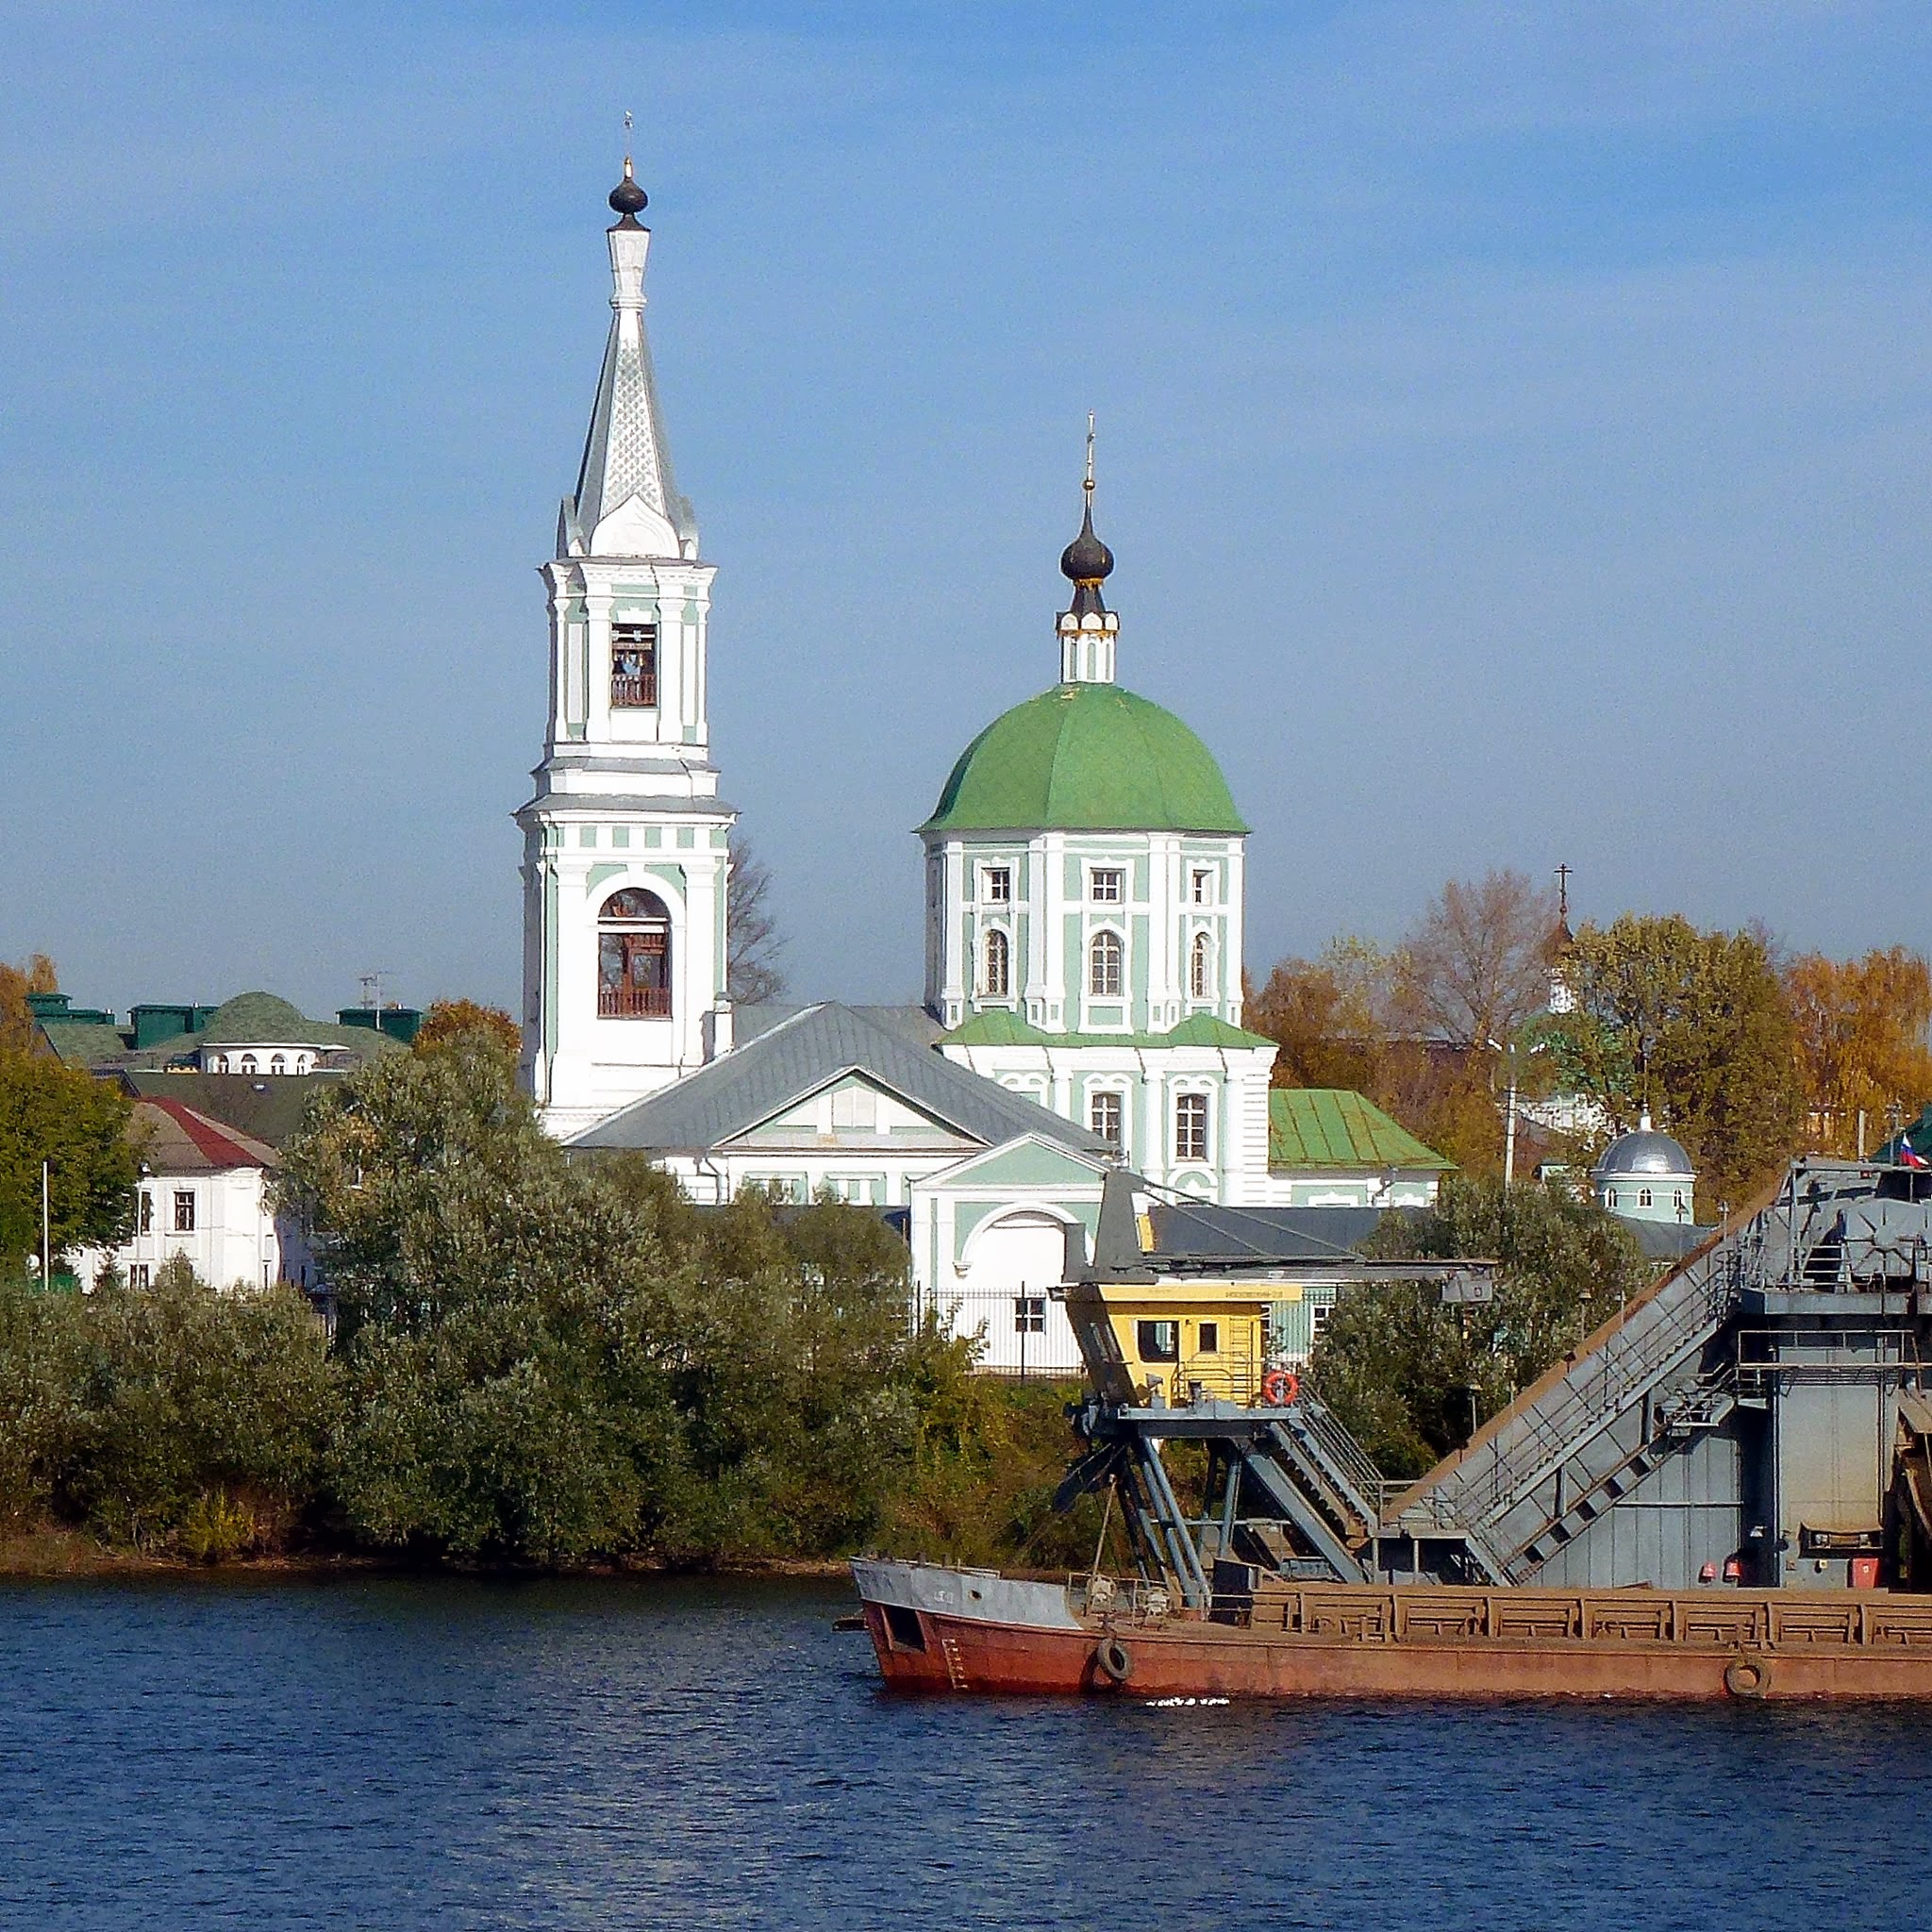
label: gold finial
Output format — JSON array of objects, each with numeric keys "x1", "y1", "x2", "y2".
[
  {"x1": 624, "y1": 108, "x2": 634, "y2": 172},
  {"x1": 1084, "y1": 411, "x2": 1096, "y2": 496}
]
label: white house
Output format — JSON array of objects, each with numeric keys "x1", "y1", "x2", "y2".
[{"x1": 74, "y1": 1098, "x2": 314, "y2": 1294}]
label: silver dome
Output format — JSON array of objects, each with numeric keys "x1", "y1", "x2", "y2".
[{"x1": 1592, "y1": 1127, "x2": 1694, "y2": 1180}]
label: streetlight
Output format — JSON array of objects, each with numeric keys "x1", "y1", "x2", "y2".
[{"x1": 1487, "y1": 1038, "x2": 1549, "y2": 1190}]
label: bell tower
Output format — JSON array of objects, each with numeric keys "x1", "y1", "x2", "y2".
[{"x1": 516, "y1": 156, "x2": 736, "y2": 1136}]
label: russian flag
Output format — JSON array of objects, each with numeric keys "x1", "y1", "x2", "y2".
[{"x1": 1900, "y1": 1136, "x2": 1930, "y2": 1172}]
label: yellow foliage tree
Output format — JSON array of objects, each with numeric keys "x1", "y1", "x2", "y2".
[
  {"x1": 0, "y1": 955, "x2": 57, "y2": 1058},
  {"x1": 1786, "y1": 947, "x2": 1932, "y2": 1156}
]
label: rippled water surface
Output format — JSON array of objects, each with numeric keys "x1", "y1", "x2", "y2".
[{"x1": 4, "y1": 1574, "x2": 1930, "y2": 1929}]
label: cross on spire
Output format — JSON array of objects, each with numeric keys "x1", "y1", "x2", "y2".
[{"x1": 1555, "y1": 863, "x2": 1572, "y2": 924}]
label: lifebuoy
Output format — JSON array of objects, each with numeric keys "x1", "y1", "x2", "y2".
[
  {"x1": 1260, "y1": 1368, "x2": 1300, "y2": 1407},
  {"x1": 1095, "y1": 1636, "x2": 1134, "y2": 1685},
  {"x1": 1724, "y1": 1656, "x2": 1770, "y2": 1700}
]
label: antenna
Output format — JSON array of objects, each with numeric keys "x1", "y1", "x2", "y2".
[{"x1": 358, "y1": 971, "x2": 391, "y2": 1013}]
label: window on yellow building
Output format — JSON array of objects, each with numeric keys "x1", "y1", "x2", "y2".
[{"x1": 1137, "y1": 1319, "x2": 1177, "y2": 1362}]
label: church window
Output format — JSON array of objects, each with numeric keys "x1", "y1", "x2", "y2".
[
  {"x1": 598, "y1": 887, "x2": 674, "y2": 1018},
  {"x1": 1640, "y1": 1188, "x2": 1653, "y2": 1208},
  {"x1": 983, "y1": 866, "x2": 1011, "y2": 904},
  {"x1": 1174, "y1": 1092, "x2": 1209, "y2": 1163},
  {"x1": 174, "y1": 1191, "x2": 197, "y2": 1233},
  {"x1": 610, "y1": 623, "x2": 658, "y2": 708},
  {"x1": 1089, "y1": 929, "x2": 1124, "y2": 997},
  {"x1": 1091, "y1": 867, "x2": 1124, "y2": 903},
  {"x1": 982, "y1": 928, "x2": 1011, "y2": 997},
  {"x1": 1091, "y1": 1091, "x2": 1123, "y2": 1146},
  {"x1": 1191, "y1": 931, "x2": 1213, "y2": 1000},
  {"x1": 1606, "y1": 1189, "x2": 1618, "y2": 1209},
  {"x1": 1191, "y1": 869, "x2": 1213, "y2": 906},
  {"x1": 1674, "y1": 1190, "x2": 1687, "y2": 1211}
]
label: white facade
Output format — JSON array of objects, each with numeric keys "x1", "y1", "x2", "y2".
[
  {"x1": 73, "y1": 1102, "x2": 313, "y2": 1294},
  {"x1": 520, "y1": 166, "x2": 735, "y2": 1137}
]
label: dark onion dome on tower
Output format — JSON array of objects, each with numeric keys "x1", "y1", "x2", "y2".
[
  {"x1": 1059, "y1": 497, "x2": 1114, "y2": 586},
  {"x1": 608, "y1": 157, "x2": 648, "y2": 223}
]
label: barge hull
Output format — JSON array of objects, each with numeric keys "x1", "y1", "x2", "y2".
[{"x1": 855, "y1": 1564, "x2": 1932, "y2": 1701}]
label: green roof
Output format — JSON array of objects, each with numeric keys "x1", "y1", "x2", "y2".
[
  {"x1": 37, "y1": 1021, "x2": 134, "y2": 1068},
  {"x1": 943, "y1": 1011, "x2": 1274, "y2": 1051},
  {"x1": 1268, "y1": 1089, "x2": 1454, "y2": 1173},
  {"x1": 920, "y1": 682, "x2": 1248, "y2": 836}
]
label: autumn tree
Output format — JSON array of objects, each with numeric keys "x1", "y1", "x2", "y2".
[
  {"x1": 726, "y1": 838, "x2": 787, "y2": 1008},
  {"x1": 1545, "y1": 914, "x2": 1801, "y2": 1209},
  {"x1": 1393, "y1": 869, "x2": 1560, "y2": 1050},
  {"x1": 1246, "y1": 938, "x2": 1394, "y2": 1092},
  {"x1": 1785, "y1": 947, "x2": 1932, "y2": 1156},
  {"x1": 413, "y1": 998, "x2": 522, "y2": 1068},
  {"x1": 0, "y1": 954, "x2": 57, "y2": 1057}
]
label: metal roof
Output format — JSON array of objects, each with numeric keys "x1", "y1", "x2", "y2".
[
  {"x1": 132, "y1": 1097, "x2": 278, "y2": 1175},
  {"x1": 120, "y1": 1071, "x2": 338, "y2": 1149},
  {"x1": 1150, "y1": 1200, "x2": 1389, "y2": 1262},
  {"x1": 570, "y1": 1001, "x2": 1109, "y2": 1156},
  {"x1": 1268, "y1": 1089, "x2": 1454, "y2": 1172},
  {"x1": 1592, "y1": 1128, "x2": 1694, "y2": 1179},
  {"x1": 920, "y1": 682, "x2": 1248, "y2": 837}
]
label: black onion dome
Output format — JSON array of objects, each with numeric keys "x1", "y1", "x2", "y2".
[
  {"x1": 608, "y1": 164, "x2": 648, "y2": 219},
  {"x1": 1059, "y1": 498, "x2": 1114, "y2": 583}
]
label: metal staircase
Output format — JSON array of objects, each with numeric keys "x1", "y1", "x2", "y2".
[{"x1": 1389, "y1": 1216, "x2": 1755, "y2": 1582}]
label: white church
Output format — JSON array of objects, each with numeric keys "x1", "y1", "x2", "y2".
[{"x1": 516, "y1": 160, "x2": 1449, "y2": 1370}]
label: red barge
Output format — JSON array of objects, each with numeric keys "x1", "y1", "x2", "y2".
[{"x1": 854, "y1": 1160, "x2": 1932, "y2": 1700}]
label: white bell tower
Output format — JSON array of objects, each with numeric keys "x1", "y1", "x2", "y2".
[{"x1": 516, "y1": 156, "x2": 735, "y2": 1137}]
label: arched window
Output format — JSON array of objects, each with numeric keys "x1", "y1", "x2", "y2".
[
  {"x1": 599, "y1": 888, "x2": 673, "y2": 1018},
  {"x1": 1606, "y1": 1189, "x2": 1618, "y2": 1209},
  {"x1": 270, "y1": 1054, "x2": 286, "y2": 1075},
  {"x1": 239, "y1": 1054, "x2": 258, "y2": 1074},
  {"x1": 1089, "y1": 929, "x2": 1124, "y2": 998},
  {"x1": 1640, "y1": 1188, "x2": 1653, "y2": 1208},
  {"x1": 1190, "y1": 931, "x2": 1212, "y2": 1000},
  {"x1": 982, "y1": 927, "x2": 1010, "y2": 997}
]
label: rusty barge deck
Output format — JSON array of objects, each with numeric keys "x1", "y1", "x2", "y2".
[{"x1": 854, "y1": 1559, "x2": 1932, "y2": 1700}]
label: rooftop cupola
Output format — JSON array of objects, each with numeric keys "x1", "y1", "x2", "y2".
[
  {"x1": 1058, "y1": 417, "x2": 1120, "y2": 684},
  {"x1": 558, "y1": 152, "x2": 698, "y2": 561}
]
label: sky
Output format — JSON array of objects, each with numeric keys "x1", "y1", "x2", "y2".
[{"x1": 3, "y1": 0, "x2": 1930, "y2": 1020}]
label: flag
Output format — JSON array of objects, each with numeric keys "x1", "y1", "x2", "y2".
[{"x1": 1900, "y1": 1137, "x2": 1930, "y2": 1172}]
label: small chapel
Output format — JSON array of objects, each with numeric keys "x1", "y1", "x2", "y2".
[{"x1": 517, "y1": 162, "x2": 1448, "y2": 1370}]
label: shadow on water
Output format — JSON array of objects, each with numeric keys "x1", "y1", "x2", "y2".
[{"x1": 3, "y1": 1573, "x2": 1928, "y2": 1931}]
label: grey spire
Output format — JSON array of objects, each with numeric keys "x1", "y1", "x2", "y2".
[{"x1": 558, "y1": 159, "x2": 698, "y2": 560}]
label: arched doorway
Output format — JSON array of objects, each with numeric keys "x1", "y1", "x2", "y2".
[{"x1": 598, "y1": 888, "x2": 673, "y2": 1017}]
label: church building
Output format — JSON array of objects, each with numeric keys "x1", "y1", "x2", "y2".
[{"x1": 522, "y1": 162, "x2": 1447, "y2": 1369}]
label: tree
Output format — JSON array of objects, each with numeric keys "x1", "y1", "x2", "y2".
[
  {"x1": 0, "y1": 954, "x2": 57, "y2": 1057},
  {"x1": 1545, "y1": 914, "x2": 1802, "y2": 1209},
  {"x1": 0, "y1": 1055, "x2": 136, "y2": 1270},
  {"x1": 726, "y1": 838, "x2": 787, "y2": 1008},
  {"x1": 413, "y1": 998, "x2": 522, "y2": 1068},
  {"x1": 1247, "y1": 938, "x2": 1392, "y2": 1092},
  {"x1": 1310, "y1": 1176, "x2": 1649, "y2": 1476},
  {"x1": 1785, "y1": 947, "x2": 1932, "y2": 1156},
  {"x1": 1393, "y1": 869, "x2": 1559, "y2": 1049}
]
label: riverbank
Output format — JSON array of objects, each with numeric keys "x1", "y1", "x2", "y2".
[{"x1": 0, "y1": 1527, "x2": 865, "y2": 1583}]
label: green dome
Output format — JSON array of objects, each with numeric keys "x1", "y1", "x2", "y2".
[{"x1": 921, "y1": 682, "x2": 1247, "y2": 836}]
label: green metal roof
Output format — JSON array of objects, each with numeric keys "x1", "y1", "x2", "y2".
[
  {"x1": 920, "y1": 682, "x2": 1248, "y2": 836},
  {"x1": 36, "y1": 1021, "x2": 134, "y2": 1068},
  {"x1": 1268, "y1": 1089, "x2": 1454, "y2": 1172},
  {"x1": 942, "y1": 1011, "x2": 1274, "y2": 1051}
]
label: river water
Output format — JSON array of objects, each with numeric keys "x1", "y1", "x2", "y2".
[{"x1": 3, "y1": 1574, "x2": 1927, "y2": 1929}]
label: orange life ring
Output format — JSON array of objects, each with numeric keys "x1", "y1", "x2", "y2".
[{"x1": 1260, "y1": 1368, "x2": 1300, "y2": 1407}]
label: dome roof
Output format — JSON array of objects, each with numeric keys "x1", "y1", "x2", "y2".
[
  {"x1": 921, "y1": 682, "x2": 1247, "y2": 836},
  {"x1": 1592, "y1": 1123, "x2": 1695, "y2": 1180},
  {"x1": 1059, "y1": 499, "x2": 1114, "y2": 585},
  {"x1": 198, "y1": 992, "x2": 313, "y2": 1043}
]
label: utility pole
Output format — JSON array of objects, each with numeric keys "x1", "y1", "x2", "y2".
[
  {"x1": 1503, "y1": 1070, "x2": 1519, "y2": 1191},
  {"x1": 41, "y1": 1158, "x2": 50, "y2": 1286}
]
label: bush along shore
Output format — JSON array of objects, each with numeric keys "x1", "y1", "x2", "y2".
[{"x1": 0, "y1": 1029, "x2": 1099, "y2": 1576}]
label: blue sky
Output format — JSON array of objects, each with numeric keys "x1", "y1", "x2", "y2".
[{"x1": 3, "y1": 1, "x2": 1929, "y2": 1018}]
